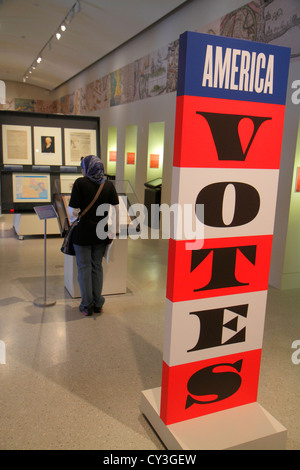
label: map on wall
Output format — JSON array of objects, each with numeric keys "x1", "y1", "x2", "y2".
[
  {"x1": 2, "y1": 0, "x2": 299, "y2": 116},
  {"x1": 12, "y1": 173, "x2": 51, "y2": 203},
  {"x1": 200, "y1": 0, "x2": 300, "y2": 60}
]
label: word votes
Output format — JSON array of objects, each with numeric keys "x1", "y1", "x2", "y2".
[{"x1": 202, "y1": 44, "x2": 274, "y2": 94}]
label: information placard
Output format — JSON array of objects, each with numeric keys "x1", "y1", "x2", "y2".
[{"x1": 34, "y1": 205, "x2": 58, "y2": 220}]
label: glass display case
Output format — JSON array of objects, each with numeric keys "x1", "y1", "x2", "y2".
[
  {"x1": 59, "y1": 180, "x2": 139, "y2": 297},
  {"x1": 54, "y1": 179, "x2": 139, "y2": 237}
]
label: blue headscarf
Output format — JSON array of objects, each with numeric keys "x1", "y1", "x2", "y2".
[{"x1": 81, "y1": 155, "x2": 106, "y2": 184}]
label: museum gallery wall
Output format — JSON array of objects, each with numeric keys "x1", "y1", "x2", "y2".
[{"x1": 1, "y1": 2, "x2": 299, "y2": 116}]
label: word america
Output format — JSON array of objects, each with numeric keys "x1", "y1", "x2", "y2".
[{"x1": 202, "y1": 44, "x2": 274, "y2": 94}]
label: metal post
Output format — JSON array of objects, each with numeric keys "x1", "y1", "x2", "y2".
[{"x1": 34, "y1": 218, "x2": 56, "y2": 307}]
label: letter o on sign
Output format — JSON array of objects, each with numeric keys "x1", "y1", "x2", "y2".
[{"x1": 195, "y1": 181, "x2": 260, "y2": 227}]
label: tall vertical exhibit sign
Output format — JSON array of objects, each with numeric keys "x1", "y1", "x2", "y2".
[{"x1": 141, "y1": 32, "x2": 290, "y2": 449}]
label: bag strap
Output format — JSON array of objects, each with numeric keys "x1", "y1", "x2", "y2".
[{"x1": 79, "y1": 182, "x2": 105, "y2": 219}]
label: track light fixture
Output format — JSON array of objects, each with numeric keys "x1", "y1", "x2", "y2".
[
  {"x1": 74, "y1": 1, "x2": 81, "y2": 14},
  {"x1": 23, "y1": 1, "x2": 81, "y2": 83}
]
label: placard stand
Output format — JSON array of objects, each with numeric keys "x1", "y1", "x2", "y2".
[
  {"x1": 33, "y1": 205, "x2": 57, "y2": 307},
  {"x1": 141, "y1": 388, "x2": 287, "y2": 450}
]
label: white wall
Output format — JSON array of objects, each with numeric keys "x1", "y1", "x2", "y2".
[
  {"x1": 269, "y1": 60, "x2": 300, "y2": 289},
  {"x1": 5, "y1": 80, "x2": 51, "y2": 101},
  {"x1": 87, "y1": 93, "x2": 176, "y2": 206}
]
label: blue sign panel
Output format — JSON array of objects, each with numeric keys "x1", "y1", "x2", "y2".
[{"x1": 177, "y1": 32, "x2": 291, "y2": 104}]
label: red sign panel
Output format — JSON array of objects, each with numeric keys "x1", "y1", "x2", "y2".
[
  {"x1": 166, "y1": 235, "x2": 273, "y2": 302},
  {"x1": 161, "y1": 349, "x2": 261, "y2": 425},
  {"x1": 173, "y1": 96, "x2": 286, "y2": 170}
]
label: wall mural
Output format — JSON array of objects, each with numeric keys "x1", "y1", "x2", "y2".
[{"x1": 1, "y1": 0, "x2": 299, "y2": 114}]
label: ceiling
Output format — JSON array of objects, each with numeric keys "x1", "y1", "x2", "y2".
[{"x1": 0, "y1": 0, "x2": 188, "y2": 91}]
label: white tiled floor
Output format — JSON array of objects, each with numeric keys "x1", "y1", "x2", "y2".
[{"x1": 0, "y1": 214, "x2": 299, "y2": 450}]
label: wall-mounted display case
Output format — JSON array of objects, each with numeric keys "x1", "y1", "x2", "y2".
[
  {"x1": 61, "y1": 180, "x2": 138, "y2": 297},
  {"x1": 0, "y1": 110, "x2": 100, "y2": 215}
]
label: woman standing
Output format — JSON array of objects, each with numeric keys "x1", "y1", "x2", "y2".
[{"x1": 68, "y1": 155, "x2": 119, "y2": 316}]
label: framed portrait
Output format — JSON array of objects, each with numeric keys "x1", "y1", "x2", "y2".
[
  {"x1": 33, "y1": 126, "x2": 62, "y2": 165},
  {"x1": 12, "y1": 173, "x2": 51, "y2": 203},
  {"x1": 64, "y1": 128, "x2": 97, "y2": 166},
  {"x1": 2, "y1": 124, "x2": 32, "y2": 165}
]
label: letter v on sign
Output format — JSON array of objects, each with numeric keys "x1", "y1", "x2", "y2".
[
  {"x1": 196, "y1": 112, "x2": 271, "y2": 161},
  {"x1": 173, "y1": 96, "x2": 286, "y2": 169}
]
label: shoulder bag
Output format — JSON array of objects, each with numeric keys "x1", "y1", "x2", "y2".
[{"x1": 61, "y1": 182, "x2": 105, "y2": 256}]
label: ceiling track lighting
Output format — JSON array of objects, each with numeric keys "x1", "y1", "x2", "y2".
[
  {"x1": 74, "y1": 1, "x2": 81, "y2": 14},
  {"x1": 23, "y1": 0, "x2": 81, "y2": 83}
]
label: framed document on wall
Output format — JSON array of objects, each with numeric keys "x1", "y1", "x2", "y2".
[
  {"x1": 59, "y1": 173, "x2": 79, "y2": 193},
  {"x1": 33, "y1": 126, "x2": 62, "y2": 165},
  {"x1": 64, "y1": 128, "x2": 97, "y2": 166},
  {"x1": 2, "y1": 124, "x2": 32, "y2": 165},
  {"x1": 12, "y1": 173, "x2": 51, "y2": 203}
]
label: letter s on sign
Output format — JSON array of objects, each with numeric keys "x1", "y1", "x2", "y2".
[
  {"x1": 291, "y1": 340, "x2": 300, "y2": 365},
  {"x1": 291, "y1": 80, "x2": 300, "y2": 105}
]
